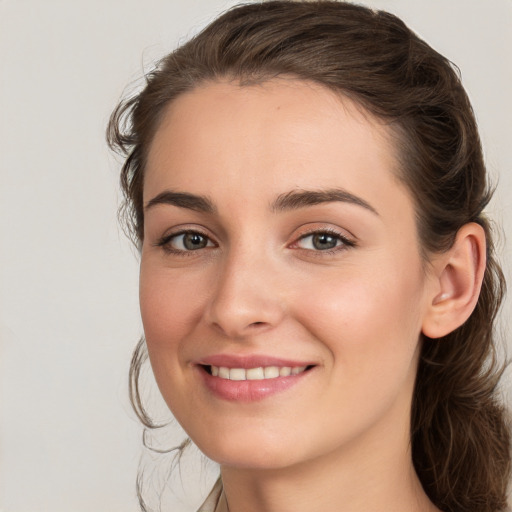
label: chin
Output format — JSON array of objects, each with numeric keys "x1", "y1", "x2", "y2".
[{"x1": 195, "y1": 434, "x2": 303, "y2": 470}]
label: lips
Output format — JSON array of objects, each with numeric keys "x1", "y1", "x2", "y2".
[{"x1": 196, "y1": 355, "x2": 315, "y2": 402}]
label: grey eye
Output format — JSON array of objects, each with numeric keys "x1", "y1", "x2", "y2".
[
  {"x1": 172, "y1": 232, "x2": 212, "y2": 250},
  {"x1": 297, "y1": 233, "x2": 342, "y2": 251}
]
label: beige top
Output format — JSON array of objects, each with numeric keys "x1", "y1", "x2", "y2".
[
  {"x1": 195, "y1": 478, "x2": 512, "y2": 512},
  {"x1": 196, "y1": 478, "x2": 228, "y2": 512}
]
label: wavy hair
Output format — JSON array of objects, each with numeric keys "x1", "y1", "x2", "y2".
[{"x1": 107, "y1": 2, "x2": 510, "y2": 511}]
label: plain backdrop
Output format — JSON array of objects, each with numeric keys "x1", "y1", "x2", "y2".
[{"x1": 1, "y1": 1, "x2": 511, "y2": 511}]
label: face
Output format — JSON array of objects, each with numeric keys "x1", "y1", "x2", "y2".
[{"x1": 140, "y1": 79, "x2": 437, "y2": 470}]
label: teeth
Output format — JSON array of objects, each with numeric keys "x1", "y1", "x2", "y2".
[
  {"x1": 264, "y1": 366, "x2": 280, "y2": 378},
  {"x1": 229, "y1": 368, "x2": 246, "y2": 381},
  {"x1": 246, "y1": 367, "x2": 264, "y2": 380},
  {"x1": 209, "y1": 365, "x2": 308, "y2": 380},
  {"x1": 218, "y1": 367, "x2": 230, "y2": 379},
  {"x1": 279, "y1": 366, "x2": 291, "y2": 377}
]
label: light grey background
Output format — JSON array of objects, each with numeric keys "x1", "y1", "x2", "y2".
[{"x1": 1, "y1": 1, "x2": 510, "y2": 511}]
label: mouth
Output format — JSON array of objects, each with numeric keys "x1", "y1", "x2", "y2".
[
  {"x1": 196, "y1": 355, "x2": 317, "y2": 404},
  {"x1": 196, "y1": 356, "x2": 316, "y2": 401},
  {"x1": 201, "y1": 364, "x2": 313, "y2": 381}
]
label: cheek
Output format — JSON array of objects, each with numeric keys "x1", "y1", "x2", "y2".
[
  {"x1": 291, "y1": 260, "x2": 425, "y2": 372},
  {"x1": 138, "y1": 262, "x2": 214, "y2": 420},
  {"x1": 139, "y1": 263, "x2": 206, "y2": 359}
]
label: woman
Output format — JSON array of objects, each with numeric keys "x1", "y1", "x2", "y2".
[{"x1": 107, "y1": 1, "x2": 511, "y2": 511}]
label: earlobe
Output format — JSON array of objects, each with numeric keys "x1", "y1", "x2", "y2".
[{"x1": 422, "y1": 223, "x2": 486, "y2": 339}]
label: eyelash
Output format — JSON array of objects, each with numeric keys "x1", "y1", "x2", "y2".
[
  {"x1": 154, "y1": 228, "x2": 356, "y2": 256},
  {"x1": 291, "y1": 228, "x2": 356, "y2": 256}
]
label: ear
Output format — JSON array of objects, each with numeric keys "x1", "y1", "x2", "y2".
[{"x1": 422, "y1": 223, "x2": 486, "y2": 339}]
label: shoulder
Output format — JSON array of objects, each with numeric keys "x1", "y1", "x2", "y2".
[{"x1": 196, "y1": 477, "x2": 223, "y2": 512}]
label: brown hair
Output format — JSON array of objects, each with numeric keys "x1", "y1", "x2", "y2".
[{"x1": 107, "y1": 2, "x2": 511, "y2": 511}]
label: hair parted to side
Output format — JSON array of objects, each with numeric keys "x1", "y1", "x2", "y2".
[{"x1": 107, "y1": 2, "x2": 511, "y2": 511}]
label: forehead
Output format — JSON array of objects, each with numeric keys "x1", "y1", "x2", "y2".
[{"x1": 144, "y1": 78, "x2": 408, "y2": 217}]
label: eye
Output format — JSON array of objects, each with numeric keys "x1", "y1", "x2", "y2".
[
  {"x1": 294, "y1": 230, "x2": 354, "y2": 252},
  {"x1": 156, "y1": 230, "x2": 215, "y2": 253}
]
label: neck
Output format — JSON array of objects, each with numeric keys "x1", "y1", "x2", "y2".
[{"x1": 219, "y1": 393, "x2": 440, "y2": 512}]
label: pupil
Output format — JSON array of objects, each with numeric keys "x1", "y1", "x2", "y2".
[
  {"x1": 184, "y1": 233, "x2": 206, "y2": 250},
  {"x1": 313, "y1": 233, "x2": 337, "y2": 250}
]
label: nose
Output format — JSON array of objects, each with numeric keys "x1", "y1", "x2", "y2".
[{"x1": 204, "y1": 248, "x2": 286, "y2": 339}]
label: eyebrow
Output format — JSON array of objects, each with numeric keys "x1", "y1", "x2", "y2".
[
  {"x1": 271, "y1": 188, "x2": 379, "y2": 215},
  {"x1": 145, "y1": 191, "x2": 216, "y2": 213},
  {"x1": 145, "y1": 187, "x2": 378, "y2": 216}
]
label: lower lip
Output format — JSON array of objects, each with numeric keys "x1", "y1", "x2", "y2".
[{"x1": 198, "y1": 367, "x2": 311, "y2": 402}]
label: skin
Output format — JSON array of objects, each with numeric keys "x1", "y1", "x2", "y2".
[{"x1": 140, "y1": 78, "x2": 449, "y2": 512}]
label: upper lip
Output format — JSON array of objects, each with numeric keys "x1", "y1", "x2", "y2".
[{"x1": 197, "y1": 354, "x2": 315, "y2": 369}]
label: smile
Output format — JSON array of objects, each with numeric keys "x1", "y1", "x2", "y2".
[
  {"x1": 198, "y1": 359, "x2": 315, "y2": 402},
  {"x1": 208, "y1": 365, "x2": 308, "y2": 380}
]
